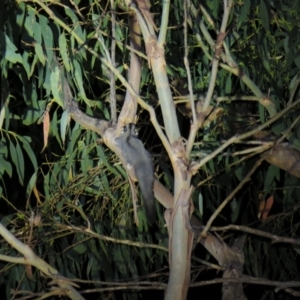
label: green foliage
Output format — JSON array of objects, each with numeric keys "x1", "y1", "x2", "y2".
[{"x1": 0, "y1": 0, "x2": 300, "y2": 299}]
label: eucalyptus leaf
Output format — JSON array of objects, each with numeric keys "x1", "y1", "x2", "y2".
[
  {"x1": 60, "y1": 109, "x2": 70, "y2": 147},
  {"x1": 18, "y1": 135, "x2": 38, "y2": 171},
  {"x1": 50, "y1": 67, "x2": 63, "y2": 106},
  {"x1": 0, "y1": 154, "x2": 12, "y2": 177},
  {"x1": 34, "y1": 43, "x2": 46, "y2": 66},
  {"x1": 0, "y1": 32, "x2": 22, "y2": 64},
  {"x1": 59, "y1": 32, "x2": 71, "y2": 72},
  {"x1": 9, "y1": 140, "x2": 24, "y2": 185}
]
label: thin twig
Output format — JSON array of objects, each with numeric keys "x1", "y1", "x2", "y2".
[
  {"x1": 192, "y1": 97, "x2": 300, "y2": 172},
  {"x1": 203, "y1": 0, "x2": 233, "y2": 112},
  {"x1": 200, "y1": 156, "x2": 264, "y2": 237},
  {"x1": 183, "y1": 0, "x2": 196, "y2": 124},
  {"x1": 110, "y1": 0, "x2": 117, "y2": 124},
  {"x1": 210, "y1": 224, "x2": 300, "y2": 246}
]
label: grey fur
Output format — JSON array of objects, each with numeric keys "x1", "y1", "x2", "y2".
[{"x1": 116, "y1": 123, "x2": 155, "y2": 223}]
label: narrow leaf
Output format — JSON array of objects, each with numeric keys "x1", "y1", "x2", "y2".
[
  {"x1": 42, "y1": 110, "x2": 50, "y2": 152},
  {"x1": 261, "y1": 195, "x2": 274, "y2": 221},
  {"x1": 9, "y1": 140, "x2": 24, "y2": 185},
  {"x1": 0, "y1": 32, "x2": 22, "y2": 64},
  {"x1": 15, "y1": 142, "x2": 25, "y2": 185},
  {"x1": 73, "y1": 60, "x2": 88, "y2": 102},
  {"x1": 26, "y1": 171, "x2": 38, "y2": 201},
  {"x1": 259, "y1": 0, "x2": 270, "y2": 31},
  {"x1": 0, "y1": 155, "x2": 13, "y2": 177},
  {"x1": 60, "y1": 110, "x2": 69, "y2": 147},
  {"x1": 50, "y1": 67, "x2": 63, "y2": 106},
  {"x1": 18, "y1": 136, "x2": 38, "y2": 171},
  {"x1": 59, "y1": 32, "x2": 71, "y2": 72},
  {"x1": 34, "y1": 43, "x2": 46, "y2": 66}
]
